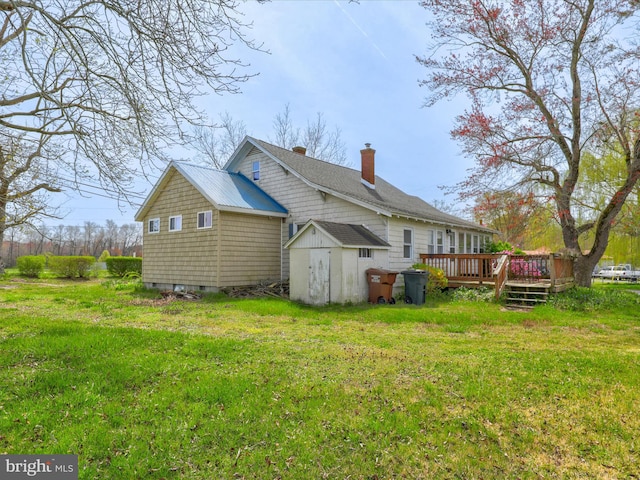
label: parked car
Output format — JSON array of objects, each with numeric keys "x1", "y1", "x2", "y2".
[
  {"x1": 593, "y1": 264, "x2": 640, "y2": 281},
  {"x1": 593, "y1": 266, "x2": 617, "y2": 279}
]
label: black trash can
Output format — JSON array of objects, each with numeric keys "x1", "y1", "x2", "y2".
[{"x1": 402, "y1": 270, "x2": 429, "y2": 305}]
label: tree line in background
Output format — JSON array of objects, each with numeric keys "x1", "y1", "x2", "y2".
[{"x1": 1, "y1": 221, "x2": 142, "y2": 267}]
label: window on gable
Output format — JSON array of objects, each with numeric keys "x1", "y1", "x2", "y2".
[
  {"x1": 359, "y1": 248, "x2": 372, "y2": 258},
  {"x1": 169, "y1": 215, "x2": 182, "y2": 232},
  {"x1": 148, "y1": 218, "x2": 160, "y2": 233},
  {"x1": 252, "y1": 161, "x2": 260, "y2": 181},
  {"x1": 197, "y1": 211, "x2": 212, "y2": 229},
  {"x1": 403, "y1": 229, "x2": 413, "y2": 259}
]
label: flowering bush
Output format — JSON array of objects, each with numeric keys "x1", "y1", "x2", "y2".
[
  {"x1": 509, "y1": 257, "x2": 544, "y2": 277},
  {"x1": 411, "y1": 264, "x2": 448, "y2": 293}
]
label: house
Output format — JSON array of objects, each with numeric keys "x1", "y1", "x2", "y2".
[
  {"x1": 134, "y1": 161, "x2": 287, "y2": 291},
  {"x1": 135, "y1": 136, "x2": 494, "y2": 300}
]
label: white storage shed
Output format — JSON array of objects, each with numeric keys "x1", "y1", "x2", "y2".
[{"x1": 284, "y1": 220, "x2": 391, "y2": 305}]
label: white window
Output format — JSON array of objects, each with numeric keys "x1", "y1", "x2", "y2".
[
  {"x1": 436, "y1": 230, "x2": 444, "y2": 254},
  {"x1": 288, "y1": 222, "x2": 307, "y2": 239},
  {"x1": 169, "y1": 215, "x2": 182, "y2": 232},
  {"x1": 197, "y1": 211, "x2": 212, "y2": 229},
  {"x1": 403, "y1": 229, "x2": 413, "y2": 259},
  {"x1": 252, "y1": 161, "x2": 260, "y2": 181},
  {"x1": 448, "y1": 230, "x2": 456, "y2": 254},
  {"x1": 359, "y1": 248, "x2": 372, "y2": 258},
  {"x1": 148, "y1": 218, "x2": 160, "y2": 233},
  {"x1": 427, "y1": 229, "x2": 435, "y2": 254},
  {"x1": 473, "y1": 235, "x2": 479, "y2": 253},
  {"x1": 481, "y1": 235, "x2": 491, "y2": 253}
]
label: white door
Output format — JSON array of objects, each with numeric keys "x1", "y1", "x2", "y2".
[{"x1": 309, "y1": 249, "x2": 330, "y2": 305}]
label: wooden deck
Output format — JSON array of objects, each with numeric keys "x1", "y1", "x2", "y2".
[{"x1": 418, "y1": 253, "x2": 575, "y2": 300}]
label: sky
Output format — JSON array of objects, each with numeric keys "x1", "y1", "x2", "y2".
[{"x1": 51, "y1": 0, "x2": 472, "y2": 227}]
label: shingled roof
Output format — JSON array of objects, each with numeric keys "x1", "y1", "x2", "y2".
[
  {"x1": 284, "y1": 219, "x2": 391, "y2": 249},
  {"x1": 229, "y1": 137, "x2": 492, "y2": 232},
  {"x1": 313, "y1": 220, "x2": 391, "y2": 247}
]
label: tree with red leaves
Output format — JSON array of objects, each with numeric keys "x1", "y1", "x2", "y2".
[
  {"x1": 473, "y1": 191, "x2": 543, "y2": 248},
  {"x1": 418, "y1": 0, "x2": 640, "y2": 286}
]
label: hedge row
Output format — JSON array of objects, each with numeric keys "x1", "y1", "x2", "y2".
[
  {"x1": 16, "y1": 255, "x2": 46, "y2": 277},
  {"x1": 105, "y1": 257, "x2": 142, "y2": 277},
  {"x1": 15, "y1": 255, "x2": 142, "y2": 278},
  {"x1": 48, "y1": 256, "x2": 96, "y2": 278}
]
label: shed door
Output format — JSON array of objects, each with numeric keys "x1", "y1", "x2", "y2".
[{"x1": 309, "y1": 249, "x2": 330, "y2": 305}]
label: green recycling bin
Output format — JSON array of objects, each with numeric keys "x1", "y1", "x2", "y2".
[{"x1": 402, "y1": 270, "x2": 429, "y2": 305}]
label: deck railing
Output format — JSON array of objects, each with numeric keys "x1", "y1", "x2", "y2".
[
  {"x1": 492, "y1": 254, "x2": 509, "y2": 300},
  {"x1": 418, "y1": 253, "x2": 575, "y2": 296},
  {"x1": 418, "y1": 254, "x2": 498, "y2": 284}
]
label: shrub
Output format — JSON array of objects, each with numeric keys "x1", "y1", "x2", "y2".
[
  {"x1": 102, "y1": 272, "x2": 143, "y2": 290},
  {"x1": 411, "y1": 263, "x2": 448, "y2": 293},
  {"x1": 488, "y1": 241, "x2": 525, "y2": 255},
  {"x1": 48, "y1": 256, "x2": 96, "y2": 278},
  {"x1": 16, "y1": 255, "x2": 46, "y2": 278},
  {"x1": 98, "y1": 250, "x2": 111, "y2": 262},
  {"x1": 548, "y1": 286, "x2": 640, "y2": 312},
  {"x1": 106, "y1": 257, "x2": 142, "y2": 277},
  {"x1": 451, "y1": 286, "x2": 495, "y2": 302}
]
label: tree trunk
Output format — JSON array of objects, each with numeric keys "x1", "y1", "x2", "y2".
[{"x1": 574, "y1": 254, "x2": 599, "y2": 287}]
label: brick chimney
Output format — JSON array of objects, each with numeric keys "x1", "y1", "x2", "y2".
[
  {"x1": 292, "y1": 146, "x2": 306, "y2": 155},
  {"x1": 360, "y1": 143, "x2": 375, "y2": 189}
]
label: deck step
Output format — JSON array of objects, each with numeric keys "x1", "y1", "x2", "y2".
[{"x1": 505, "y1": 283, "x2": 550, "y2": 308}]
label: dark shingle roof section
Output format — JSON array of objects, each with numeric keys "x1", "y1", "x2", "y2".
[
  {"x1": 250, "y1": 138, "x2": 491, "y2": 232},
  {"x1": 314, "y1": 220, "x2": 390, "y2": 247}
]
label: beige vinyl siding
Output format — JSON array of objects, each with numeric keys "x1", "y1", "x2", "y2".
[
  {"x1": 217, "y1": 211, "x2": 282, "y2": 287},
  {"x1": 141, "y1": 171, "x2": 218, "y2": 288},
  {"x1": 237, "y1": 149, "x2": 388, "y2": 278}
]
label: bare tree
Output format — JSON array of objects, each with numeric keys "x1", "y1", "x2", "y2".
[
  {"x1": 0, "y1": 0, "x2": 263, "y2": 246},
  {"x1": 194, "y1": 104, "x2": 349, "y2": 167},
  {"x1": 301, "y1": 113, "x2": 348, "y2": 165},
  {"x1": 270, "y1": 105, "x2": 348, "y2": 165},
  {"x1": 65, "y1": 225, "x2": 81, "y2": 256},
  {"x1": 52, "y1": 225, "x2": 66, "y2": 255},
  {"x1": 271, "y1": 104, "x2": 301, "y2": 152},
  {"x1": 119, "y1": 223, "x2": 143, "y2": 256},
  {"x1": 192, "y1": 113, "x2": 248, "y2": 168},
  {"x1": 104, "y1": 220, "x2": 120, "y2": 254},
  {"x1": 418, "y1": 0, "x2": 640, "y2": 286},
  {"x1": 0, "y1": 132, "x2": 62, "y2": 265}
]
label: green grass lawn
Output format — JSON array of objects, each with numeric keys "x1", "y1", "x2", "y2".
[{"x1": 1, "y1": 277, "x2": 639, "y2": 479}]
